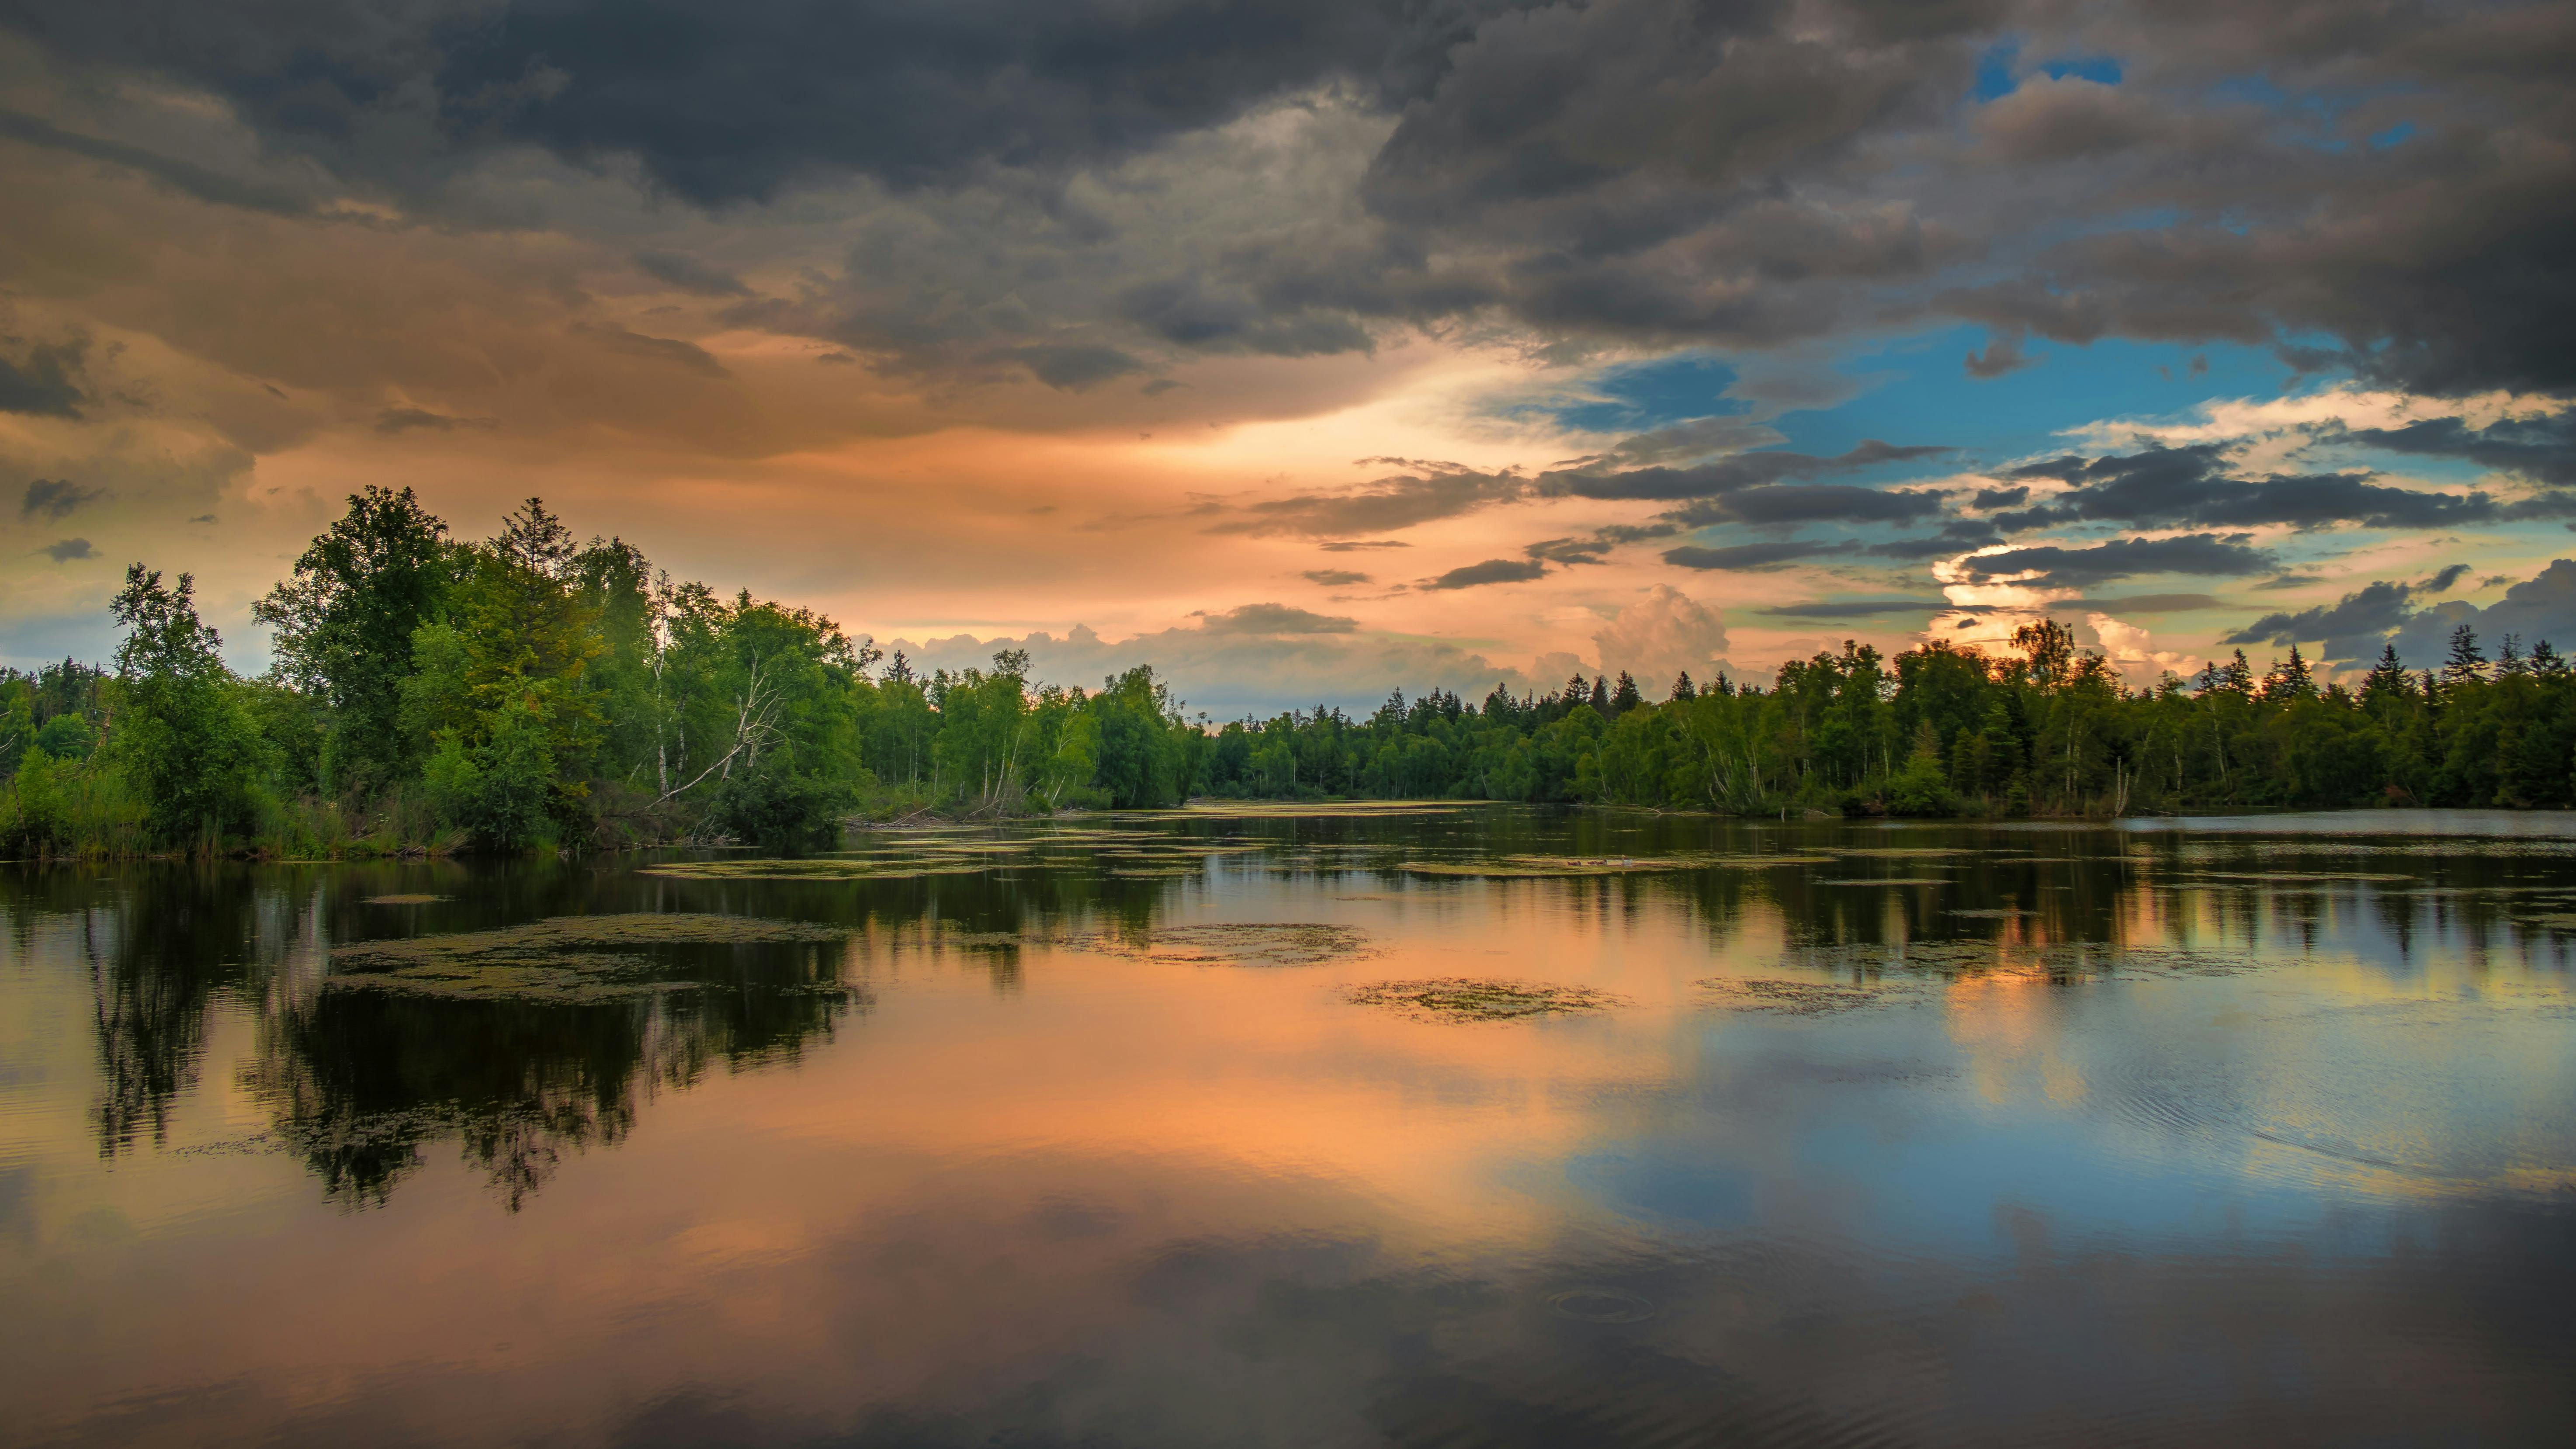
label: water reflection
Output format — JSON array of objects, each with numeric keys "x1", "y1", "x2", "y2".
[{"x1": 0, "y1": 809, "x2": 2571, "y2": 1447}]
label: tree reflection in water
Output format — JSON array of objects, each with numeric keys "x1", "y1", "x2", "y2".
[
  {"x1": 241, "y1": 945, "x2": 863, "y2": 1211},
  {"x1": 28, "y1": 810, "x2": 2576, "y2": 1215}
]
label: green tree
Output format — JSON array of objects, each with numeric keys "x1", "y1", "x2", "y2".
[
  {"x1": 106, "y1": 566, "x2": 267, "y2": 841},
  {"x1": 253, "y1": 486, "x2": 455, "y2": 794}
]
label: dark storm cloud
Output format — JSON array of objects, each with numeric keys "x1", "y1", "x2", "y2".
[
  {"x1": 634, "y1": 251, "x2": 752, "y2": 297},
  {"x1": 0, "y1": 336, "x2": 89, "y2": 418},
  {"x1": 2000, "y1": 446, "x2": 2506, "y2": 531},
  {"x1": 1963, "y1": 329, "x2": 2035, "y2": 379},
  {"x1": 1869, "y1": 521, "x2": 2004, "y2": 559},
  {"x1": 2385, "y1": 560, "x2": 2576, "y2": 665},
  {"x1": 1522, "y1": 537, "x2": 1612, "y2": 565},
  {"x1": 1664, "y1": 483, "x2": 1948, "y2": 528},
  {"x1": 1662, "y1": 539, "x2": 1856, "y2": 572},
  {"x1": 38, "y1": 537, "x2": 94, "y2": 562},
  {"x1": 993, "y1": 343, "x2": 1143, "y2": 391},
  {"x1": 4, "y1": 2, "x2": 2568, "y2": 396},
  {"x1": 1952, "y1": 533, "x2": 2273, "y2": 587},
  {"x1": 1214, "y1": 463, "x2": 1525, "y2": 537},
  {"x1": 1195, "y1": 603, "x2": 1359, "y2": 634},
  {"x1": 2219, "y1": 560, "x2": 2576, "y2": 668},
  {"x1": 19, "y1": 478, "x2": 102, "y2": 521},
  {"x1": 1601, "y1": 415, "x2": 1787, "y2": 465},
  {"x1": 1541, "y1": 441, "x2": 1950, "y2": 503},
  {"x1": 1757, "y1": 596, "x2": 1946, "y2": 618},
  {"x1": 373, "y1": 407, "x2": 492, "y2": 435},
  {"x1": 2339, "y1": 412, "x2": 2576, "y2": 487},
  {"x1": 1301, "y1": 569, "x2": 1370, "y2": 586},
  {"x1": 2223, "y1": 565, "x2": 2469, "y2": 648},
  {"x1": 0, "y1": 107, "x2": 313, "y2": 216},
  {"x1": 568, "y1": 323, "x2": 732, "y2": 379},
  {"x1": 4, "y1": 0, "x2": 1529, "y2": 205},
  {"x1": 1422, "y1": 557, "x2": 1547, "y2": 589}
]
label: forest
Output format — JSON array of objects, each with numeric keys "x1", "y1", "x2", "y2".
[{"x1": 3, "y1": 487, "x2": 2573, "y2": 856}]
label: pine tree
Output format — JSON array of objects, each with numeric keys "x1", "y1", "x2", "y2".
[
  {"x1": 2443, "y1": 624, "x2": 2487, "y2": 687},
  {"x1": 1609, "y1": 671, "x2": 1642, "y2": 713},
  {"x1": 1670, "y1": 671, "x2": 1696, "y2": 702},
  {"x1": 2532, "y1": 640, "x2": 2568, "y2": 678},
  {"x1": 2262, "y1": 645, "x2": 2315, "y2": 700},
  {"x1": 2497, "y1": 633, "x2": 2528, "y2": 676},
  {"x1": 2361, "y1": 644, "x2": 2415, "y2": 710},
  {"x1": 2221, "y1": 650, "x2": 2256, "y2": 696},
  {"x1": 1588, "y1": 676, "x2": 1610, "y2": 712}
]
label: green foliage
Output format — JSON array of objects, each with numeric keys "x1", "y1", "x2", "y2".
[
  {"x1": 1194, "y1": 627, "x2": 2576, "y2": 817},
  {"x1": 254, "y1": 485, "x2": 456, "y2": 793},
  {"x1": 701, "y1": 755, "x2": 851, "y2": 853},
  {"x1": 45, "y1": 486, "x2": 2576, "y2": 860},
  {"x1": 423, "y1": 697, "x2": 558, "y2": 851},
  {"x1": 106, "y1": 565, "x2": 268, "y2": 842},
  {"x1": 32, "y1": 711, "x2": 91, "y2": 760}
]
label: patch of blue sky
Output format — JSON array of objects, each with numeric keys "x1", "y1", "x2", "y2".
[
  {"x1": 2040, "y1": 55, "x2": 2122, "y2": 85},
  {"x1": 1972, "y1": 41, "x2": 2122, "y2": 102},
  {"x1": 1533, "y1": 351, "x2": 1747, "y2": 434},
  {"x1": 2369, "y1": 120, "x2": 2416, "y2": 149},
  {"x1": 1765, "y1": 326, "x2": 2306, "y2": 468},
  {"x1": 1972, "y1": 38, "x2": 2020, "y2": 101},
  {"x1": 0, "y1": 610, "x2": 124, "y2": 673}
]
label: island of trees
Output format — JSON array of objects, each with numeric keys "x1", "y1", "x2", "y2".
[{"x1": 3, "y1": 488, "x2": 2570, "y2": 856}]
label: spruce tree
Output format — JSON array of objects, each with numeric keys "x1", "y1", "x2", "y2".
[
  {"x1": 1670, "y1": 671, "x2": 1696, "y2": 702},
  {"x1": 2442, "y1": 624, "x2": 2487, "y2": 686}
]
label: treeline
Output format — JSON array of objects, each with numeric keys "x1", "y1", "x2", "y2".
[
  {"x1": 1206, "y1": 619, "x2": 2576, "y2": 815},
  {"x1": 4, "y1": 487, "x2": 2572, "y2": 856},
  {"x1": 1, "y1": 489, "x2": 1205, "y2": 856}
]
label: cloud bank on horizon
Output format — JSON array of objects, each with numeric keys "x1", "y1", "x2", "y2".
[{"x1": 0, "y1": 0, "x2": 2571, "y2": 711}]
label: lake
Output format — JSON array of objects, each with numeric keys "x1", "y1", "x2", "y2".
[{"x1": 3, "y1": 805, "x2": 2572, "y2": 1447}]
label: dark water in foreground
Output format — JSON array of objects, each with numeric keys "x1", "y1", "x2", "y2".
[{"x1": 3, "y1": 806, "x2": 2573, "y2": 1448}]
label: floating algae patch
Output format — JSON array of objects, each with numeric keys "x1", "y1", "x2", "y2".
[
  {"x1": 1164, "y1": 801, "x2": 1468, "y2": 819},
  {"x1": 1699, "y1": 977, "x2": 1927, "y2": 1015},
  {"x1": 1768, "y1": 940, "x2": 2260, "y2": 981},
  {"x1": 1401, "y1": 852, "x2": 1831, "y2": 879},
  {"x1": 2177, "y1": 871, "x2": 2417, "y2": 884},
  {"x1": 364, "y1": 894, "x2": 447, "y2": 906},
  {"x1": 1066, "y1": 922, "x2": 1372, "y2": 967},
  {"x1": 328, "y1": 913, "x2": 850, "y2": 1000},
  {"x1": 1345, "y1": 977, "x2": 1626, "y2": 1022},
  {"x1": 640, "y1": 857, "x2": 990, "y2": 881}
]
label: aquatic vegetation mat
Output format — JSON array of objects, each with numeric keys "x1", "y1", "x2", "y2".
[
  {"x1": 1158, "y1": 801, "x2": 1470, "y2": 818},
  {"x1": 640, "y1": 857, "x2": 990, "y2": 881},
  {"x1": 329, "y1": 913, "x2": 849, "y2": 1000},
  {"x1": 1400, "y1": 853, "x2": 1832, "y2": 878},
  {"x1": 1768, "y1": 940, "x2": 2261, "y2": 980},
  {"x1": 1066, "y1": 922, "x2": 1373, "y2": 967},
  {"x1": 1345, "y1": 977, "x2": 1627, "y2": 1022},
  {"x1": 1699, "y1": 977, "x2": 1927, "y2": 1015}
]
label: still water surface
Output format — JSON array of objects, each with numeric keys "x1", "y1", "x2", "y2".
[{"x1": 3, "y1": 806, "x2": 2572, "y2": 1446}]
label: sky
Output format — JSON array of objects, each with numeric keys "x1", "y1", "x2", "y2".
[{"x1": 0, "y1": 0, "x2": 2570, "y2": 719}]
